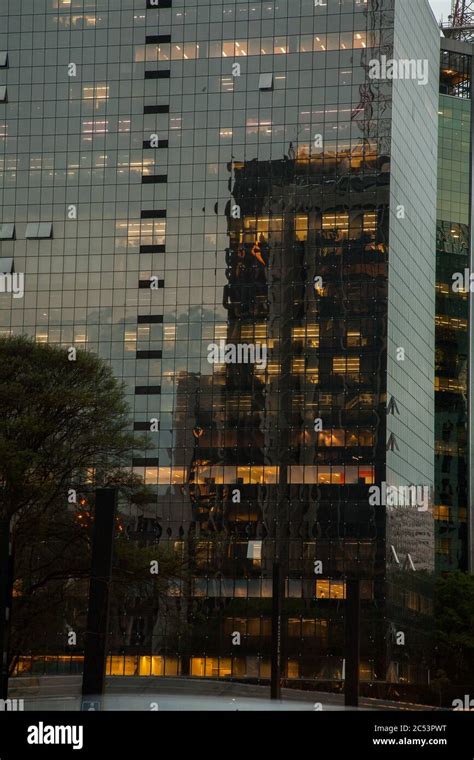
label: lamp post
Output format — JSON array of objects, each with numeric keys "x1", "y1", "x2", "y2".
[
  {"x1": 81, "y1": 487, "x2": 117, "y2": 711},
  {"x1": 344, "y1": 578, "x2": 361, "y2": 707},
  {"x1": 0, "y1": 514, "x2": 13, "y2": 700}
]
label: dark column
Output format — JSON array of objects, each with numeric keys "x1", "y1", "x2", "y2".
[
  {"x1": 0, "y1": 518, "x2": 13, "y2": 699},
  {"x1": 81, "y1": 488, "x2": 117, "y2": 711},
  {"x1": 468, "y1": 50, "x2": 474, "y2": 573},
  {"x1": 344, "y1": 578, "x2": 361, "y2": 708},
  {"x1": 270, "y1": 561, "x2": 282, "y2": 700}
]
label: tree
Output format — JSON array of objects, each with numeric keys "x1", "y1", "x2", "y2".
[
  {"x1": 0, "y1": 335, "x2": 147, "y2": 695},
  {"x1": 434, "y1": 571, "x2": 474, "y2": 688},
  {"x1": 9, "y1": 503, "x2": 187, "y2": 679}
]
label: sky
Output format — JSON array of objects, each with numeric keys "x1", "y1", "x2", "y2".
[{"x1": 429, "y1": 0, "x2": 452, "y2": 22}]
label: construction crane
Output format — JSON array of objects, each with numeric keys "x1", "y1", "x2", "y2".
[{"x1": 440, "y1": 0, "x2": 474, "y2": 42}]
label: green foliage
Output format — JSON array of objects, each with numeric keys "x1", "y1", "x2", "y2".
[
  {"x1": 112, "y1": 538, "x2": 184, "y2": 603},
  {"x1": 0, "y1": 335, "x2": 166, "y2": 669},
  {"x1": 434, "y1": 571, "x2": 474, "y2": 684},
  {"x1": 0, "y1": 335, "x2": 146, "y2": 521}
]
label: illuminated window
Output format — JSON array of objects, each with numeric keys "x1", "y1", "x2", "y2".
[
  {"x1": 256, "y1": 362, "x2": 280, "y2": 376},
  {"x1": 138, "y1": 656, "x2": 166, "y2": 676},
  {"x1": 247, "y1": 540, "x2": 262, "y2": 561},
  {"x1": 288, "y1": 465, "x2": 374, "y2": 485},
  {"x1": 141, "y1": 220, "x2": 166, "y2": 245},
  {"x1": 221, "y1": 76, "x2": 234, "y2": 92},
  {"x1": 435, "y1": 377, "x2": 465, "y2": 392},
  {"x1": 240, "y1": 323, "x2": 268, "y2": 342},
  {"x1": 191, "y1": 658, "x2": 232, "y2": 677},
  {"x1": 82, "y1": 85, "x2": 109, "y2": 107},
  {"x1": 436, "y1": 315, "x2": 468, "y2": 331},
  {"x1": 437, "y1": 538, "x2": 451, "y2": 556},
  {"x1": 116, "y1": 220, "x2": 165, "y2": 248},
  {"x1": 286, "y1": 660, "x2": 299, "y2": 679},
  {"x1": 359, "y1": 467, "x2": 374, "y2": 484},
  {"x1": 434, "y1": 505, "x2": 451, "y2": 521},
  {"x1": 363, "y1": 212, "x2": 377, "y2": 233},
  {"x1": 142, "y1": 465, "x2": 281, "y2": 486},
  {"x1": 138, "y1": 32, "x2": 380, "y2": 64},
  {"x1": 82, "y1": 119, "x2": 109, "y2": 136},
  {"x1": 316, "y1": 581, "x2": 346, "y2": 599},
  {"x1": 108, "y1": 656, "x2": 138, "y2": 676},
  {"x1": 332, "y1": 356, "x2": 360, "y2": 374},
  {"x1": 243, "y1": 215, "x2": 283, "y2": 242},
  {"x1": 295, "y1": 214, "x2": 308, "y2": 241},
  {"x1": 292, "y1": 357, "x2": 305, "y2": 374},
  {"x1": 292, "y1": 324, "x2": 319, "y2": 348},
  {"x1": 235, "y1": 41, "x2": 248, "y2": 56},
  {"x1": 299, "y1": 36, "x2": 314, "y2": 52},
  {"x1": 222, "y1": 41, "x2": 235, "y2": 57},
  {"x1": 148, "y1": 44, "x2": 171, "y2": 61},
  {"x1": 318, "y1": 430, "x2": 345, "y2": 447},
  {"x1": 322, "y1": 212, "x2": 349, "y2": 237}
]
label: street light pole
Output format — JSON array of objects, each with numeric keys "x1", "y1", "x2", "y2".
[
  {"x1": 270, "y1": 561, "x2": 282, "y2": 699},
  {"x1": 81, "y1": 487, "x2": 117, "y2": 711},
  {"x1": 0, "y1": 516, "x2": 13, "y2": 700},
  {"x1": 344, "y1": 578, "x2": 361, "y2": 707}
]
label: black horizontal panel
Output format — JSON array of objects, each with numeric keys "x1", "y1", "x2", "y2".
[
  {"x1": 140, "y1": 244, "x2": 166, "y2": 253},
  {"x1": 143, "y1": 139, "x2": 168, "y2": 149},
  {"x1": 136, "y1": 350, "x2": 163, "y2": 359},
  {"x1": 146, "y1": 35, "x2": 171, "y2": 44},
  {"x1": 139, "y1": 279, "x2": 164, "y2": 289},
  {"x1": 145, "y1": 70, "x2": 170, "y2": 79},
  {"x1": 142, "y1": 175, "x2": 167, "y2": 184},
  {"x1": 144, "y1": 105, "x2": 169, "y2": 114},
  {"x1": 146, "y1": 0, "x2": 171, "y2": 7},
  {"x1": 137, "y1": 315, "x2": 163, "y2": 324},
  {"x1": 135, "y1": 386, "x2": 161, "y2": 395},
  {"x1": 132, "y1": 458, "x2": 159, "y2": 467},
  {"x1": 141, "y1": 209, "x2": 167, "y2": 218},
  {"x1": 134, "y1": 421, "x2": 160, "y2": 431}
]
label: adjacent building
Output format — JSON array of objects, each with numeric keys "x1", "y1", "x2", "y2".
[{"x1": 436, "y1": 37, "x2": 472, "y2": 573}]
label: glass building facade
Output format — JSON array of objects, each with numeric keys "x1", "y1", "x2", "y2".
[
  {"x1": 0, "y1": 0, "x2": 442, "y2": 690},
  {"x1": 435, "y1": 39, "x2": 472, "y2": 573}
]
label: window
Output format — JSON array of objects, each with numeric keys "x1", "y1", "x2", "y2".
[
  {"x1": 292, "y1": 325, "x2": 319, "y2": 348},
  {"x1": 247, "y1": 540, "x2": 262, "y2": 561},
  {"x1": 0, "y1": 53, "x2": 8, "y2": 68},
  {"x1": 0, "y1": 257, "x2": 13, "y2": 274},
  {"x1": 0, "y1": 223, "x2": 14, "y2": 240},
  {"x1": 322, "y1": 212, "x2": 349, "y2": 238},
  {"x1": 295, "y1": 214, "x2": 308, "y2": 241},
  {"x1": 332, "y1": 356, "x2": 360, "y2": 374},
  {"x1": 259, "y1": 73, "x2": 273, "y2": 91},
  {"x1": 0, "y1": 87, "x2": 7, "y2": 103},
  {"x1": 25, "y1": 222, "x2": 53, "y2": 239},
  {"x1": 316, "y1": 581, "x2": 346, "y2": 600}
]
